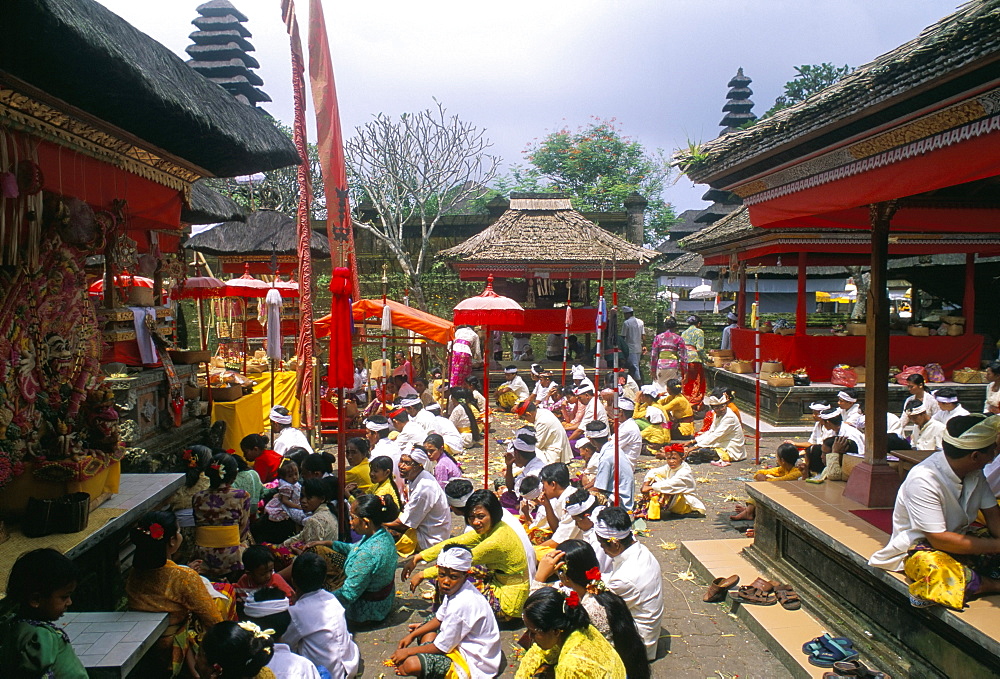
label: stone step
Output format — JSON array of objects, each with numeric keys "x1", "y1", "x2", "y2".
[{"x1": 681, "y1": 537, "x2": 881, "y2": 679}]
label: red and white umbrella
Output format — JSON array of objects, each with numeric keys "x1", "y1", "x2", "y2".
[
  {"x1": 171, "y1": 276, "x2": 226, "y2": 300},
  {"x1": 453, "y1": 275, "x2": 524, "y2": 489}
]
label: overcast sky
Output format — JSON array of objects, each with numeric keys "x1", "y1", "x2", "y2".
[{"x1": 97, "y1": 0, "x2": 961, "y2": 214}]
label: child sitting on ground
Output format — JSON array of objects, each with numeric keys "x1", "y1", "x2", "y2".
[
  {"x1": 730, "y1": 443, "x2": 803, "y2": 522},
  {"x1": 284, "y1": 552, "x2": 359, "y2": 678},
  {"x1": 242, "y1": 587, "x2": 320, "y2": 678},
  {"x1": 234, "y1": 545, "x2": 294, "y2": 604},
  {"x1": 266, "y1": 459, "x2": 305, "y2": 522},
  {"x1": 0, "y1": 549, "x2": 88, "y2": 678},
  {"x1": 638, "y1": 448, "x2": 706, "y2": 519},
  {"x1": 805, "y1": 436, "x2": 856, "y2": 483},
  {"x1": 391, "y1": 545, "x2": 503, "y2": 678}
]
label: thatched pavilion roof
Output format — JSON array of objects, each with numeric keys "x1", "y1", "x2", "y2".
[
  {"x1": 439, "y1": 193, "x2": 658, "y2": 277},
  {"x1": 181, "y1": 180, "x2": 247, "y2": 224},
  {"x1": 677, "y1": 0, "x2": 1000, "y2": 186},
  {"x1": 1, "y1": 0, "x2": 299, "y2": 177},
  {"x1": 185, "y1": 210, "x2": 330, "y2": 258}
]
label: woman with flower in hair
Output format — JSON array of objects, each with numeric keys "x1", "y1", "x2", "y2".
[
  {"x1": 516, "y1": 585, "x2": 626, "y2": 678},
  {"x1": 126, "y1": 511, "x2": 222, "y2": 677},
  {"x1": 193, "y1": 453, "x2": 253, "y2": 578},
  {"x1": 532, "y1": 540, "x2": 649, "y2": 678},
  {"x1": 169, "y1": 445, "x2": 212, "y2": 563},
  {"x1": 196, "y1": 620, "x2": 276, "y2": 679}
]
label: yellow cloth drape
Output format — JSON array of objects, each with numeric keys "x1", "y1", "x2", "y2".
[
  {"x1": 195, "y1": 525, "x2": 241, "y2": 548},
  {"x1": 904, "y1": 549, "x2": 968, "y2": 610},
  {"x1": 252, "y1": 371, "x2": 301, "y2": 429},
  {"x1": 211, "y1": 391, "x2": 263, "y2": 453}
]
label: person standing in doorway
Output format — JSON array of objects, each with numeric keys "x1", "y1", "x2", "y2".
[{"x1": 620, "y1": 306, "x2": 645, "y2": 384}]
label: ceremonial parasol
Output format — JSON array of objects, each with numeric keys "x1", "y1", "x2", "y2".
[
  {"x1": 225, "y1": 264, "x2": 272, "y2": 298},
  {"x1": 87, "y1": 274, "x2": 154, "y2": 296},
  {"x1": 453, "y1": 275, "x2": 524, "y2": 489}
]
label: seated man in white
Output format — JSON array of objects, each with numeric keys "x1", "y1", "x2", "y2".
[
  {"x1": 869, "y1": 414, "x2": 1000, "y2": 610},
  {"x1": 682, "y1": 391, "x2": 746, "y2": 466}
]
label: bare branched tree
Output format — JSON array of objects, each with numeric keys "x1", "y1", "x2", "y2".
[{"x1": 347, "y1": 101, "x2": 500, "y2": 310}]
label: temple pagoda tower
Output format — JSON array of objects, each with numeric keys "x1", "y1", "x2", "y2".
[
  {"x1": 719, "y1": 67, "x2": 756, "y2": 133},
  {"x1": 186, "y1": 0, "x2": 270, "y2": 106}
]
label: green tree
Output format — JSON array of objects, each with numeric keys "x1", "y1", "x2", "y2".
[
  {"x1": 503, "y1": 117, "x2": 675, "y2": 248},
  {"x1": 763, "y1": 63, "x2": 852, "y2": 118}
]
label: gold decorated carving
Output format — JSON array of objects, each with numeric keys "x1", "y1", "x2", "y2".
[
  {"x1": 848, "y1": 100, "x2": 987, "y2": 159},
  {"x1": 0, "y1": 83, "x2": 200, "y2": 195}
]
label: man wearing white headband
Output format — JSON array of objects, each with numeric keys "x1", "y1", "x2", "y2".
[
  {"x1": 931, "y1": 387, "x2": 969, "y2": 426},
  {"x1": 720, "y1": 311, "x2": 739, "y2": 352},
  {"x1": 496, "y1": 365, "x2": 530, "y2": 412},
  {"x1": 563, "y1": 486, "x2": 613, "y2": 573},
  {"x1": 401, "y1": 395, "x2": 437, "y2": 433},
  {"x1": 906, "y1": 402, "x2": 946, "y2": 452},
  {"x1": 899, "y1": 373, "x2": 940, "y2": 433},
  {"x1": 595, "y1": 506, "x2": 663, "y2": 661},
  {"x1": 244, "y1": 589, "x2": 336, "y2": 679},
  {"x1": 612, "y1": 397, "x2": 643, "y2": 467},
  {"x1": 836, "y1": 388, "x2": 863, "y2": 430},
  {"x1": 391, "y1": 544, "x2": 503, "y2": 679},
  {"x1": 520, "y1": 400, "x2": 573, "y2": 465},
  {"x1": 684, "y1": 390, "x2": 746, "y2": 465},
  {"x1": 870, "y1": 415, "x2": 1000, "y2": 611},
  {"x1": 382, "y1": 448, "x2": 451, "y2": 557},
  {"x1": 529, "y1": 370, "x2": 558, "y2": 410},
  {"x1": 571, "y1": 363, "x2": 595, "y2": 391},
  {"x1": 365, "y1": 414, "x2": 403, "y2": 481},
  {"x1": 504, "y1": 432, "x2": 544, "y2": 499},
  {"x1": 569, "y1": 383, "x2": 608, "y2": 449},
  {"x1": 790, "y1": 401, "x2": 830, "y2": 449},
  {"x1": 390, "y1": 408, "x2": 429, "y2": 458},
  {"x1": 817, "y1": 407, "x2": 866, "y2": 457},
  {"x1": 585, "y1": 421, "x2": 635, "y2": 511},
  {"x1": 535, "y1": 463, "x2": 582, "y2": 556},
  {"x1": 270, "y1": 405, "x2": 314, "y2": 457}
]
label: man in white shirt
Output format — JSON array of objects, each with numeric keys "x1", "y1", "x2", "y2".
[
  {"x1": 519, "y1": 400, "x2": 573, "y2": 464},
  {"x1": 596, "y1": 506, "x2": 663, "y2": 661},
  {"x1": 425, "y1": 403, "x2": 466, "y2": 455},
  {"x1": 401, "y1": 395, "x2": 437, "y2": 432},
  {"x1": 571, "y1": 364, "x2": 595, "y2": 392},
  {"x1": 563, "y1": 487, "x2": 613, "y2": 573},
  {"x1": 837, "y1": 389, "x2": 863, "y2": 430},
  {"x1": 620, "y1": 306, "x2": 645, "y2": 383},
  {"x1": 870, "y1": 414, "x2": 1000, "y2": 609},
  {"x1": 683, "y1": 392, "x2": 746, "y2": 465},
  {"x1": 535, "y1": 463, "x2": 581, "y2": 554},
  {"x1": 907, "y1": 403, "x2": 946, "y2": 452},
  {"x1": 503, "y1": 432, "x2": 545, "y2": 497},
  {"x1": 586, "y1": 421, "x2": 635, "y2": 511},
  {"x1": 575, "y1": 384, "x2": 609, "y2": 430},
  {"x1": 612, "y1": 397, "x2": 643, "y2": 467},
  {"x1": 365, "y1": 415, "x2": 402, "y2": 481},
  {"x1": 383, "y1": 449, "x2": 451, "y2": 556},
  {"x1": 931, "y1": 387, "x2": 970, "y2": 425},
  {"x1": 394, "y1": 375, "x2": 419, "y2": 400},
  {"x1": 244, "y1": 592, "x2": 321, "y2": 679},
  {"x1": 496, "y1": 365, "x2": 530, "y2": 412},
  {"x1": 271, "y1": 405, "x2": 314, "y2": 456},
  {"x1": 285, "y1": 553, "x2": 360, "y2": 679},
  {"x1": 816, "y1": 407, "x2": 866, "y2": 457},
  {"x1": 390, "y1": 409, "x2": 428, "y2": 456},
  {"x1": 719, "y1": 312, "x2": 739, "y2": 352},
  {"x1": 529, "y1": 370, "x2": 558, "y2": 410}
]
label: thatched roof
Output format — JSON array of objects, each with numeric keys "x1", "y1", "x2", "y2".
[
  {"x1": 182, "y1": 180, "x2": 246, "y2": 224},
  {"x1": 656, "y1": 251, "x2": 705, "y2": 276},
  {"x1": 679, "y1": 207, "x2": 753, "y2": 250},
  {"x1": 185, "y1": 210, "x2": 330, "y2": 257},
  {"x1": 678, "y1": 0, "x2": 1000, "y2": 185},
  {"x1": 439, "y1": 193, "x2": 658, "y2": 266},
  {"x1": 1, "y1": 0, "x2": 299, "y2": 177}
]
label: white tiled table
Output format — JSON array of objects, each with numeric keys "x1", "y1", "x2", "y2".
[{"x1": 57, "y1": 610, "x2": 168, "y2": 678}]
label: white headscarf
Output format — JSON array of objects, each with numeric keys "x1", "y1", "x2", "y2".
[
  {"x1": 269, "y1": 406, "x2": 292, "y2": 425},
  {"x1": 437, "y1": 547, "x2": 473, "y2": 572},
  {"x1": 943, "y1": 415, "x2": 1000, "y2": 450}
]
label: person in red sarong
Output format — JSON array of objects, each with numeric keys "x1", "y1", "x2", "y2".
[{"x1": 681, "y1": 315, "x2": 707, "y2": 409}]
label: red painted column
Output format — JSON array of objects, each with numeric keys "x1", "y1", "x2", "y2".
[
  {"x1": 737, "y1": 264, "x2": 747, "y2": 327},
  {"x1": 796, "y1": 252, "x2": 807, "y2": 336},
  {"x1": 964, "y1": 253, "x2": 976, "y2": 335}
]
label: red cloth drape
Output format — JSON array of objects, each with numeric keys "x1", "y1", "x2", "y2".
[
  {"x1": 729, "y1": 329, "x2": 983, "y2": 382},
  {"x1": 326, "y1": 268, "x2": 354, "y2": 388}
]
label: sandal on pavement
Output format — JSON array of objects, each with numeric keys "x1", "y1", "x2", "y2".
[
  {"x1": 703, "y1": 574, "x2": 740, "y2": 602},
  {"x1": 802, "y1": 634, "x2": 855, "y2": 656},
  {"x1": 774, "y1": 583, "x2": 802, "y2": 610},
  {"x1": 832, "y1": 660, "x2": 891, "y2": 679},
  {"x1": 807, "y1": 635, "x2": 859, "y2": 668},
  {"x1": 734, "y1": 578, "x2": 776, "y2": 605}
]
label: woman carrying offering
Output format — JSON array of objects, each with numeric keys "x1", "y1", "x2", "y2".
[
  {"x1": 192, "y1": 453, "x2": 253, "y2": 579},
  {"x1": 532, "y1": 541, "x2": 650, "y2": 679},
  {"x1": 126, "y1": 511, "x2": 222, "y2": 677},
  {"x1": 403, "y1": 490, "x2": 529, "y2": 620},
  {"x1": 516, "y1": 586, "x2": 626, "y2": 679}
]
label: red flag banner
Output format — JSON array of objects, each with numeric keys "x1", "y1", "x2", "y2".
[
  {"x1": 307, "y1": 0, "x2": 359, "y2": 388},
  {"x1": 280, "y1": 0, "x2": 315, "y2": 427}
]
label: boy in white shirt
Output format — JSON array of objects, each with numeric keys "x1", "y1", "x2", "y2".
[
  {"x1": 391, "y1": 545, "x2": 502, "y2": 678},
  {"x1": 284, "y1": 553, "x2": 359, "y2": 679}
]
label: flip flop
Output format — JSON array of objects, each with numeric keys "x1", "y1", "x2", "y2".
[
  {"x1": 807, "y1": 635, "x2": 859, "y2": 668},
  {"x1": 703, "y1": 574, "x2": 740, "y2": 602},
  {"x1": 802, "y1": 635, "x2": 854, "y2": 656},
  {"x1": 774, "y1": 584, "x2": 802, "y2": 610},
  {"x1": 733, "y1": 588, "x2": 777, "y2": 605},
  {"x1": 832, "y1": 660, "x2": 891, "y2": 679}
]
